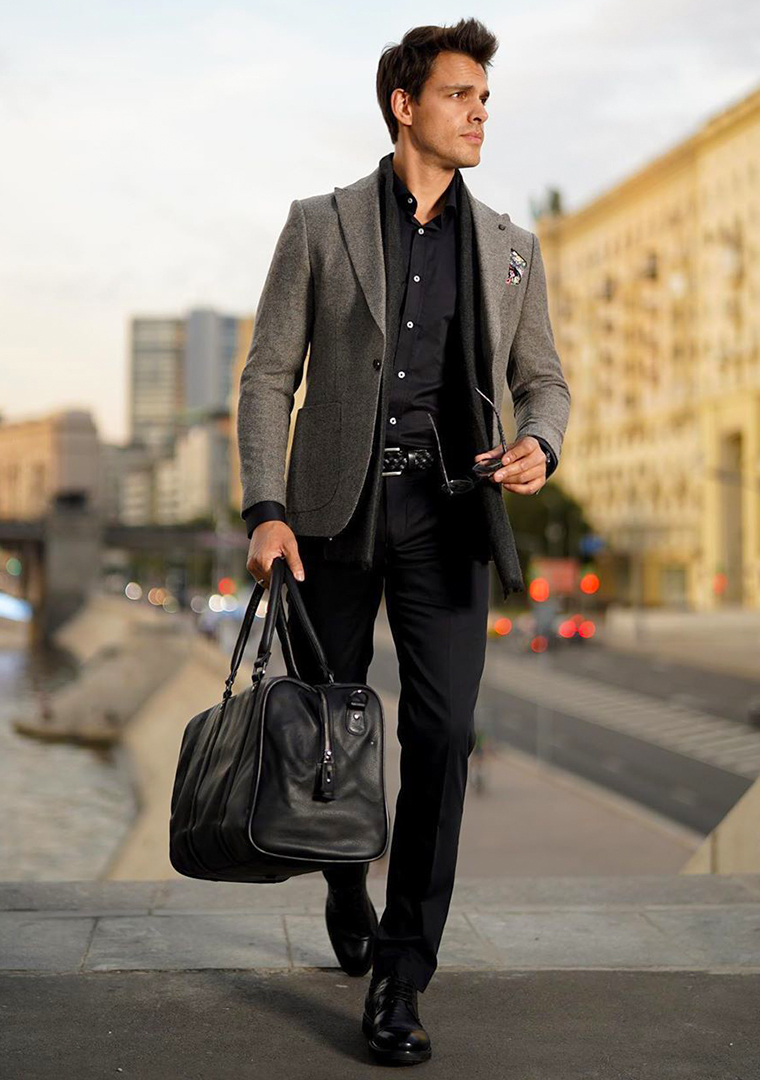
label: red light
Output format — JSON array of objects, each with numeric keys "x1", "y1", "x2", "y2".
[
  {"x1": 580, "y1": 572, "x2": 599, "y2": 594},
  {"x1": 530, "y1": 635, "x2": 549, "y2": 653},
  {"x1": 493, "y1": 616, "x2": 512, "y2": 636},
  {"x1": 218, "y1": 577, "x2": 235, "y2": 595},
  {"x1": 558, "y1": 620, "x2": 576, "y2": 638},
  {"x1": 578, "y1": 619, "x2": 596, "y2": 638},
  {"x1": 529, "y1": 577, "x2": 550, "y2": 602}
]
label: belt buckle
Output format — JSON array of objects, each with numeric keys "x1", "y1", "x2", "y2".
[
  {"x1": 382, "y1": 446, "x2": 404, "y2": 476},
  {"x1": 408, "y1": 448, "x2": 433, "y2": 472}
]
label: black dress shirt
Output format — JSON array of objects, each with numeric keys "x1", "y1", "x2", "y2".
[
  {"x1": 385, "y1": 162, "x2": 458, "y2": 448},
  {"x1": 242, "y1": 167, "x2": 557, "y2": 539}
]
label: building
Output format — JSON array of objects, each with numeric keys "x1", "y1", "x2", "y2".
[
  {"x1": 125, "y1": 306, "x2": 246, "y2": 527},
  {"x1": 128, "y1": 317, "x2": 184, "y2": 451},
  {"x1": 128, "y1": 308, "x2": 243, "y2": 454},
  {"x1": 539, "y1": 83, "x2": 760, "y2": 609},
  {"x1": 99, "y1": 443, "x2": 156, "y2": 523},
  {"x1": 0, "y1": 410, "x2": 100, "y2": 519},
  {"x1": 183, "y1": 308, "x2": 240, "y2": 416},
  {"x1": 175, "y1": 413, "x2": 231, "y2": 524}
]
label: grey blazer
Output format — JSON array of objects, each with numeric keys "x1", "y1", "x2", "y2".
[{"x1": 237, "y1": 161, "x2": 570, "y2": 541}]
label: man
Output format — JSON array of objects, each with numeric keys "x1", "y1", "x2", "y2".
[{"x1": 237, "y1": 17, "x2": 570, "y2": 1066}]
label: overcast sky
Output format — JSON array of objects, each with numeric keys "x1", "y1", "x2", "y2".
[{"x1": 2, "y1": 1, "x2": 759, "y2": 443}]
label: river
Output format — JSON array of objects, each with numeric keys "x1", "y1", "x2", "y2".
[{"x1": 0, "y1": 628, "x2": 137, "y2": 881}]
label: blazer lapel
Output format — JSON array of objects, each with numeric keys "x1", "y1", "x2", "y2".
[
  {"x1": 334, "y1": 167, "x2": 515, "y2": 363},
  {"x1": 334, "y1": 169, "x2": 386, "y2": 341},
  {"x1": 467, "y1": 190, "x2": 513, "y2": 363}
]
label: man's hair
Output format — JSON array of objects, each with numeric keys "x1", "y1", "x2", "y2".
[{"x1": 376, "y1": 18, "x2": 499, "y2": 143}]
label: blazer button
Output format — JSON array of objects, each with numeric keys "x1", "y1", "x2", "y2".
[{"x1": 373, "y1": 358, "x2": 382, "y2": 369}]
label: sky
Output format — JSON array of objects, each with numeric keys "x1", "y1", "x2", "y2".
[{"x1": 2, "y1": 1, "x2": 759, "y2": 444}]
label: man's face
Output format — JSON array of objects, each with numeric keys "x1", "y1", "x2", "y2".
[{"x1": 395, "y1": 50, "x2": 489, "y2": 167}]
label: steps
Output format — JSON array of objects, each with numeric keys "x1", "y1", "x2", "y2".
[{"x1": 2, "y1": 874, "x2": 759, "y2": 974}]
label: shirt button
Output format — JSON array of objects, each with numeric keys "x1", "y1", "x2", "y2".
[
  {"x1": 413, "y1": 275, "x2": 420, "y2": 282},
  {"x1": 389, "y1": 417, "x2": 397, "y2": 424},
  {"x1": 407, "y1": 197, "x2": 413, "y2": 204},
  {"x1": 373, "y1": 358, "x2": 381, "y2": 369},
  {"x1": 418, "y1": 227, "x2": 424, "y2": 234},
  {"x1": 406, "y1": 320, "x2": 414, "y2": 329},
  {"x1": 398, "y1": 371, "x2": 405, "y2": 378}
]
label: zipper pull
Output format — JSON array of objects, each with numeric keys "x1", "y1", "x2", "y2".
[{"x1": 316, "y1": 757, "x2": 336, "y2": 800}]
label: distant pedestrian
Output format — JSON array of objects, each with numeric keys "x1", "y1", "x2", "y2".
[{"x1": 470, "y1": 729, "x2": 489, "y2": 794}]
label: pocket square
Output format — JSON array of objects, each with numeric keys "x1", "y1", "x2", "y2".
[{"x1": 506, "y1": 248, "x2": 527, "y2": 286}]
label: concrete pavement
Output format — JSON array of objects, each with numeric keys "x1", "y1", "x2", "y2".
[
  {"x1": 2, "y1": 874, "x2": 760, "y2": 1078},
  {"x1": 5, "y1": 969, "x2": 760, "y2": 1078},
  {"x1": 3, "y1": 874, "x2": 760, "y2": 974}
]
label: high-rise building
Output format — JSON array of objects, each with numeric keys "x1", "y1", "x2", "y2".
[
  {"x1": 129, "y1": 317, "x2": 184, "y2": 451},
  {"x1": 128, "y1": 308, "x2": 241, "y2": 452},
  {"x1": 183, "y1": 308, "x2": 240, "y2": 417}
]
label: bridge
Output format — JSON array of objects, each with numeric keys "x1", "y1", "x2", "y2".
[{"x1": 0, "y1": 493, "x2": 249, "y2": 643}]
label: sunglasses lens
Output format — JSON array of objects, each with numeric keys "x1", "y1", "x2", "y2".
[{"x1": 472, "y1": 459, "x2": 500, "y2": 478}]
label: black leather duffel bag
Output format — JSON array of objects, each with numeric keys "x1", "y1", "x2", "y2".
[{"x1": 169, "y1": 555, "x2": 389, "y2": 882}]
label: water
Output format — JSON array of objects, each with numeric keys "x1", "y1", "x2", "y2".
[{"x1": 0, "y1": 632, "x2": 137, "y2": 881}]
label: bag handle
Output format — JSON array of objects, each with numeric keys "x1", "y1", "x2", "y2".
[
  {"x1": 223, "y1": 574, "x2": 268, "y2": 701},
  {"x1": 271, "y1": 578, "x2": 324, "y2": 684},
  {"x1": 252, "y1": 556, "x2": 334, "y2": 686},
  {"x1": 222, "y1": 556, "x2": 333, "y2": 701},
  {"x1": 275, "y1": 601, "x2": 301, "y2": 680},
  {"x1": 281, "y1": 559, "x2": 334, "y2": 680}
]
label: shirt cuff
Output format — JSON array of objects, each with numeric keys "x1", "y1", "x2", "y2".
[
  {"x1": 242, "y1": 500, "x2": 287, "y2": 539},
  {"x1": 533, "y1": 436, "x2": 557, "y2": 479}
]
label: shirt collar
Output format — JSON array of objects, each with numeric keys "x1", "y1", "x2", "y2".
[{"x1": 391, "y1": 159, "x2": 459, "y2": 220}]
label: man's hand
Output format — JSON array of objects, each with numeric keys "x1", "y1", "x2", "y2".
[
  {"x1": 473, "y1": 435, "x2": 547, "y2": 495},
  {"x1": 247, "y1": 521, "x2": 306, "y2": 588}
]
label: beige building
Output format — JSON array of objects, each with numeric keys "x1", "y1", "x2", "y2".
[
  {"x1": 174, "y1": 415, "x2": 231, "y2": 524},
  {"x1": 540, "y1": 83, "x2": 760, "y2": 609},
  {"x1": 0, "y1": 410, "x2": 100, "y2": 519},
  {"x1": 118, "y1": 417, "x2": 230, "y2": 528}
]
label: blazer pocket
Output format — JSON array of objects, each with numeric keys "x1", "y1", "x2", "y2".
[{"x1": 286, "y1": 400, "x2": 342, "y2": 512}]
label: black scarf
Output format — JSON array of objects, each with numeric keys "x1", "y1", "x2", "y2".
[
  {"x1": 321, "y1": 151, "x2": 406, "y2": 569},
  {"x1": 323, "y1": 152, "x2": 525, "y2": 597}
]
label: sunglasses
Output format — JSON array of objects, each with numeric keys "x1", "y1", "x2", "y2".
[{"x1": 425, "y1": 386, "x2": 508, "y2": 496}]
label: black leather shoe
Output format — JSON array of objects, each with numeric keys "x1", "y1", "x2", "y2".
[
  {"x1": 324, "y1": 879, "x2": 378, "y2": 977},
  {"x1": 362, "y1": 972, "x2": 432, "y2": 1065}
]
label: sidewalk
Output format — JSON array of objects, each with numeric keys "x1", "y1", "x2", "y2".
[
  {"x1": 378, "y1": 689, "x2": 702, "y2": 880},
  {"x1": 3, "y1": 874, "x2": 760, "y2": 1078},
  {"x1": 601, "y1": 604, "x2": 760, "y2": 681}
]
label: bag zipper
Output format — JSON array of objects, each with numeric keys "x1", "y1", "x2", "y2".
[{"x1": 315, "y1": 686, "x2": 336, "y2": 800}]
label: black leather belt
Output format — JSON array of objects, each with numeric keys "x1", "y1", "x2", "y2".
[{"x1": 382, "y1": 445, "x2": 436, "y2": 476}]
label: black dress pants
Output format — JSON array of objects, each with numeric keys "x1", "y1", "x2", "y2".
[{"x1": 284, "y1": 467, "x2": 491, "y2": 993}]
